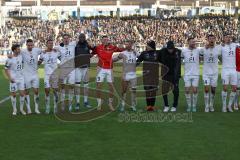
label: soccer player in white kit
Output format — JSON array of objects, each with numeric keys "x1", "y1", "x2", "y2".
[
  {"x1": 182, "y1": 38, "x2": 200, "y2": 112},
  {"x1": 113, "y1": 40, "x2": 137, "y2": 112},
  {"x1": 220, "y1": 34, "x2": 238, "y2": 112},
  {"x1": 38, "y1": 39, "x2": 60, "y2": 114},
  {"x1": 201, "y1": 35, "x2": 221, "y2": 112},
  {"x1": 21, "y1": 39, "x2": 42, "y2": 114},
  {"x1": 5, "y1": 44, "x2": 26, "y2": 115},
  {"x1": 56, "y1": 34, "x2": 76, "y2": 111}
]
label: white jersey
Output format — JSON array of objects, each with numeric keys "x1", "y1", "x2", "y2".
[
  {"x1": 201, "y1": 45, "x2": 221, "y2": 75},
  {"x1": 119, "y1": 50, "x2": 137, "y2": 76},
  {"x1": 56, "y1": 42, "x2": 76, "y2": 67},
  {"x1": 182, "y1": 48, "x2": 200, "y2": 76},
  {"x1": 40, "y1": 51, "x2": 60, "y2": 75},
  {"x1": 5, "y1": 54, "x2": 24, "y2": 79},
  {"x1": 221, "y1": 43, "x2": 237, "y2": 69},
  {"x1": 21, "y1": 48, "x2": 42, "y2": 76}
]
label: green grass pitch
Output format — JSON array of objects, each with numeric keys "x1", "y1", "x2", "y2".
[{"x1": 0, "y1": 64, "x2": 240, "y2": 160}]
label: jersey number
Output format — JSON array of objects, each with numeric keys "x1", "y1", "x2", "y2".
[
  {"x1": 229, "y1": 51, "x2": 234, "y2": 56},
  {"x1": 47, "y1": 58, "x2": 54, "y2": 64},
  {"x1": 17, "y1": 64, "x2": 22, "y2": 70},
  {"x1": 127, "y1": 58, "x2": 134, "y2": 63},
  {"x1": 30, "y1": 58, "x2": 35, "y2": 64},
  {"x1": 11, "y1": 86, "x2": 16, "y2": 91},
  {"x1": 207, "y1": 57, "x2": 214, "y2": 63},
  {"x1": 189, "y1": 56, "x2": 195, "y2": 62},
  {"x1": 65, "y1": 51, "x2": 71, "y2": 57}
]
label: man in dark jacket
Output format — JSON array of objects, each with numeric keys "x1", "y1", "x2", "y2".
[
  {"x1": 74, "y1": 33, "x2": 93, "y2": 109},
  {"x1": 159, "y1": 41, "x2": 181, "y2": 112},
  {"x1": 136, "y1": 40, "x2": 161, "y2": 111}
]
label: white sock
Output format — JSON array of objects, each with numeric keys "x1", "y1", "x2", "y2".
[
  {"x1": 53, "y1": 91, "x2": 59, "y2": 109},
  {"x1": 34, "y1": 94, "x2": 39, "y2": 110},
  {"x1": 192, "y1": 93, "x2": 198, "y2": 108},
  {"x1": 204, "y1": 92, "x2": 209, "y2": 108},
  {"x1": 11, "y1": 96, "x2": 17, "y2": 111},
  {"x1": 20, "y1": 96, "x2": 25, "y2": 111},
  {"x1": 234, "y1": 90, "x2": 239, "y2": 106},
  {"x1": 122, "y1": 93, "x2": 126, "y2": 107},
  {"x1": 61, "y1": 89, "x2": 65, "y2": 102},
  {"x1": 185, "y1": 93, "x2": 191, "y2": 108},
  {"x1": 84, "y1": 96, "x2": 88, "y2": 103},
  {"x1": 209, "y1": 93, "x2": 215, "y2": 108},
  {"x1": 109, "y1": 98, "x2": 113, "y2": 104},
  {"x1": 76, "y1": 94, "x2": 80, "y2": 104},
  {"x1": 68, "y1": 89, "x2": 74, "y2": 106},
  {"x1": 228, "y1": 92, "x2": 236, "y2": 108},
  {"x1": 76, "y1": 95, "x2": 80, "y2": 104},
  {"x1": 25, "y1": 95, "x2": 31, "y2": 111},
  {"x1": 222, "y1": 91, "x2": 227, "y2": 108},
  {"x1": 45, "y1": 95, "x2": 50, "y2": 109},
  {"x1": 131, "y1": 90, "x2": 136, "y2": 107},
  {"x1": 84, "y1": 83, "x2": 88, "y2": 103},
  {"x1": 97, "y1": 98, "x2": 102, "y2": 107},
  {"x1": 75, "y1": 84, "x2": 80, "y2": 104}
]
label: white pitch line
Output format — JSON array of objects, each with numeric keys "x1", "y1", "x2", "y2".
[{"x1": 0, "y1": 96, "x2": 10, "y2": 105}]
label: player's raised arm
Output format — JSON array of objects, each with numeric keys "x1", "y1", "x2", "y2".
[
  {"x1": 112, "y1": 52, "x2": 123, "y2": 62},
  {"x1": 217, "y1": 44, "x2": 223, "y2": 62},
  {"x1": 87, "y1": 42, "x2": 96, "y2": 58},
  {"x1": 70, "y1": 40, "x2": 77, "y2": 47},
  {"x1": 35, "y1": 47, "x2": 43, "y2": 55},
  {"x1": 114, "y1": 43, "x2": 126, "y2": 52},
  {"x1": 57, "y1": 50, "x2": 61, "y2": 61},
  {"x1": 198, "y1": 47, "x2": 204, "y2": 61},
  {"x1": 90, "y1": 46, "x2": 97, "y2": 57},
  {"x1": 87, "y1": 42, "x2": 95, "y2": 51},
  {"x1": 136, "y1": 51, "x2": 144, "y2": 66},
  {"x1": 38, "y1": 53, "x2": 44, "y2": 65},
  {"x1": 53, "y1": 45, "x2": 60, "y2": 52}
]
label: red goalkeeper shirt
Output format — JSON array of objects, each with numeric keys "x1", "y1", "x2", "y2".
[
  {"x1": 92, "y1": 44, "x2": 124, "y2": 69},
  {"x1": 236, "y1": 47, "x2": 240, "y2": 72}
]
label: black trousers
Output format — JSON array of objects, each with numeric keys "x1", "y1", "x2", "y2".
[
  {"x1": 144, "y1": 86, "x2": 158, "y2": 107},
  {"x1": 162, "y1": 75, "x2": 179, "y2": 108}
]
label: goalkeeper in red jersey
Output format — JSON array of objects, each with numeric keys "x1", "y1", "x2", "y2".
[{"x1": 92, "y1": 35, "x2": 125, "y2": 111}]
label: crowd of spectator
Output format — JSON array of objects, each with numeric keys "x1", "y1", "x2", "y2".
[{"x1": 0, "y1": 15, "x2": 239, "y2": 53}]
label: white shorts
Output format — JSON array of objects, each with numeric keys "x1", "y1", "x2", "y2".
[
  {"x1": 24, "y1": 74, "x2": 39, "y2": 89},
  {"x1": 184, "y1": 75, "x2": 199, "y2": 87},
  {"x1": 123, "y1": 72, "x2": 137, "y2": 89},
  {"x1": 44, "y1": 74, "x2": 59, "y2": 89},
  {"x1": 96, "y1": 68, "x2": 113, "y2": 83},
  {"x1": 237, "y1": 72, "x2": 240, "y2": 88},
  {"x1": 221, "y1": 69, "x2": 238, "y2": 86},
  {"x1": 75, "y1": 68, "x2": 89, "y2": 83},
  {"x1": 63, "y1": 70, "x2": 75, "y2": 85},
  {"x1": 10, "y1": 78, "x2": 25, "y2": 92},
  {"x1": 202, "y1": 74, "x2": 218, "y2": 87}
]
